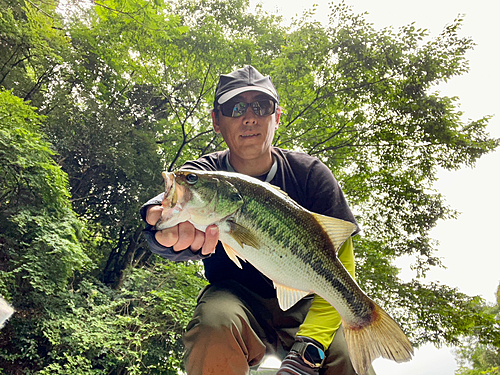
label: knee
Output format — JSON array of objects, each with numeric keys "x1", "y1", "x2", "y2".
[
  {"x1": 188, "y1": 300, "x2": 246, "y2": 335},
  {"x1": 182, "y1": 286, "x2": 267, "y2": 371}
]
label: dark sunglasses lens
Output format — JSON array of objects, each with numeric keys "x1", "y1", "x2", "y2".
[
  {"x1": 219, "y1": 99, "x2": 276, "y2": 118},
  {"x1": 220, "y1": 101, "x2": 245, "y2": 117},
  {"x1": 253, "y1": 100, "x2": 275, "y2": 116}
]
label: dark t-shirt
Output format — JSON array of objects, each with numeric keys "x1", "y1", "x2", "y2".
[{"x1": 140, "y1": 147, "x2": 358, "y2": 298}]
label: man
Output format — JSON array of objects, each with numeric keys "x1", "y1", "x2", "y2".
[{"x1": 141, "y1": 65, "x2": 375, "y2": 375}]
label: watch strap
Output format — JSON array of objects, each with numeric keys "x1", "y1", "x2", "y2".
[{"x1": 291, "y1": 340, "x2": 326, "y2": 368}]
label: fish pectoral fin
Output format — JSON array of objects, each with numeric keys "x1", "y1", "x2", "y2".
[
  {"x1": 221, "y1": 241, "x2": 246, "y2": 269},
  {"x1": 311, "y1": 213, "x2": 357, "y2": 252},
  {"x1": 227, "y1": 220, "x2": 260, "y2": 249},
  {"x1": 273, "y1": 282, "x2": 311, "y2": 311}
]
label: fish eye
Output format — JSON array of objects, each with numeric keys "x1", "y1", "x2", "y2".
[{"x1": 185, "y1": 174, "x2": 198, "y2": 185}]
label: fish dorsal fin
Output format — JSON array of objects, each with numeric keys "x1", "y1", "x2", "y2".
[
  {"x1": 311, "y1": 213, "x2": 357, "y2": 253},
  {"x1": 221, "y1": 241, "x2": 246, "y2": 269},
  {"x1": 227, "y1": 220, "x2": 260, "y2": 249},
  {"x1": 273, "y1": 282, "x2": 311, "y2": 310},
  {"x1": 267, "y1": 183, "x2": 288, "y2": 197}
]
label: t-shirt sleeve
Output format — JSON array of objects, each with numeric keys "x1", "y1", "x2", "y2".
[{"x1": 305, "y1": 160, "x2": 360, "y2": 234}]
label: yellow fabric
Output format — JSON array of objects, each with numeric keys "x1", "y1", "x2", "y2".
[{"x1": 296, "y1": 236, "x2": 356, "y2": 349}]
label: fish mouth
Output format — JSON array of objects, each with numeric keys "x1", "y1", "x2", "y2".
[
  {"x1": 162, "y1": 171, "x2": 177, "y2": 208},
  {"x1": 155, "y1": 172, "x2": 189, "y2": 230}
]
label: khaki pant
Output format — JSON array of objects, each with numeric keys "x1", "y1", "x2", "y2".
[{"x1": 183, "y1": 281, "x2": 376, "y2": 375}]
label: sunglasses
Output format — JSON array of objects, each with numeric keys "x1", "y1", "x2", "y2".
[{"x1": 217, "y1": 99, "x2": 277, "y2": 118}]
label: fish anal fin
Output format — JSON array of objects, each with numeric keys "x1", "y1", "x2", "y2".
[
  {"x1": 343, "y1": 302, "x2": 414, "y2": 375},
  {"x1": 227, "y1": 220, "x2": 260, "y2": 249},
  {"x1": 273, "y1": 282, "x2": 311, "y2": 311},
  {"x1": 221, "y1": 242, "x2": 245, "y2": 269},
  {"x1": 311, "y1": 213, "x2": 357, "y2": 253}
]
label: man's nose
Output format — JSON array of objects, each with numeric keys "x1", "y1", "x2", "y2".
[{"x1": 242, "y1": 106, "x2": 257, "y2": 124}]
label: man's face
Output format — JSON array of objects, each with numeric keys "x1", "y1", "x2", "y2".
[{"x1": 212, "y1": 91, "x2": 280, "y2": 162}]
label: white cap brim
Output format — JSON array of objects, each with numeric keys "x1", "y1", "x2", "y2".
[{"x1": 218, "y1": 86, "x2": 278, "y2": 104}]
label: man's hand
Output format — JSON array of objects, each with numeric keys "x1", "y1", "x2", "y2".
[{"x1": 145, "y1": 205, "x2": 219, "y2": 255}]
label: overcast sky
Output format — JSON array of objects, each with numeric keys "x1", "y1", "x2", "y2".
[{"x1": 249, "y1": 0, "x2": 500, "y2": 373}]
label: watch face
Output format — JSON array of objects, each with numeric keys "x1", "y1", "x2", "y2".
[{"x1": 303, "y1": 343, "x2": 325, "y2": 366}]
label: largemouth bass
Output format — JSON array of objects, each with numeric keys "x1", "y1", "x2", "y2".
[{"x1": 155, "y1": 170, "x2": 413, "y2": 374}]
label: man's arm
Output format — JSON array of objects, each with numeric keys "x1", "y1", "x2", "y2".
[
  {"x1": 277, "y1": 237, "x2": 356, "y2": 375},
  {"x1": 278, "y1": 157, "x2": 358, "y2": 374},
  {"x1": 297, "y1": 159, "x2": 358, "y2": 346},
  {"x1": 296, "y1": 237, "x2": 356, "y2": 346}
]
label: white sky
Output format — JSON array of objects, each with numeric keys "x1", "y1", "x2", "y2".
[{"x1": 250, "y1": 0, "x2": 500, "y2": 373}]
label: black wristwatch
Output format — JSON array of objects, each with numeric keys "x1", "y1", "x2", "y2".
[{"x1": 290, "y1": 340, "x2": 326, "y2": 368}]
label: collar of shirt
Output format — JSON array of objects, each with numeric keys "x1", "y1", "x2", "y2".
[{"x1": 224, "y1": 153, "x2": 277, "y2": 183}]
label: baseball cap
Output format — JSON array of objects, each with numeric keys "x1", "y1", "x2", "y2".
[{"x1": 214, "y1": 65, "x2": 279, "y2": 107}]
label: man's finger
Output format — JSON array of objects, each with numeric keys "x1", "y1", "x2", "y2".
[
  {"x1": 174, "y1": 221, "x2": 196, "y2": 251},
  {"x1": 190, "y1": 229, "x2": 205, "y2": 251},
  {"x1": 201, "y1": 225, "x2": 219, "y2": 255},
  {"x1": 155, "y1": 226, "x2": 178, "y2": 248},
  {"x1": 146, "y1": 205, "x2": 163, "y2": 226}
]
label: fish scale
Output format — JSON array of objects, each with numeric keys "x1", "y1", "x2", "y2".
[
  {"x1": 234, "y1": 197, "x2": 328, "y2": 288},
  {"x1": 235, "y1": 189, "x2": 351, "y2": 293},
  {"x1": 156, "y1": 170, "x2": 414, "y2": 375}
]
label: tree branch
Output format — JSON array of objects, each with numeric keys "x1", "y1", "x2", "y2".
[
  {"x1": 93, "y1": 1, "x2": 159, "y2": 31},
  {"x1": 166, "y1": 65, "x2": 213, "y2": 171}
]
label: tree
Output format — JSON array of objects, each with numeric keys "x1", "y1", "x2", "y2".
[
  {"x1": 0, "y1": 0, "x2": 71, "y2": 106},
  {"x1": 268, "y1": 4, "x2": 498, "y2": 346},
  {"x1": 36, "y1": 262, "x2": 207, "y2": 375},
  {"x1": 0, "y1": 88, "x2": 89, "y2": 300},
  {"x1": 0, "y1": 1, "x2": 211, "y2": 372},
  {"x1": 0, "y1": 88, "x2": 90, "y2": 371},
  {"x1": 0, "y1": 89, "x2": 207, "y2": 373},
  {"x1": 39, "y1": 0, "x2": 288, "y2": 288},
  {"x1": 454, "y1": 285, "x2": 500, "y2": 375}
]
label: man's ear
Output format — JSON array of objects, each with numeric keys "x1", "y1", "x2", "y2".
[
  {"x1": 275, "y1": 107, "x2": 281, "y2": 129},
  {"x1": 212, "y1": 111, "x2": 221, "y2": 133}
]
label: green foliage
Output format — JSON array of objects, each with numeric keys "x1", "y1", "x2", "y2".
[
  {"x1": 0, "y1": 0, "x2": 71, "y2": 106},
  {"x1": 454, "y1": 285, "x2": 500, "y2": 375},
  {"x1": 271, "y1": 5, "x2": 497, "y2": 276},
  {"x1": 0, "y1": 89, "x2": 206, "y2": 374},
  {"x1": 0, "y1": 89, "x2": 89, "y2": 299},
  {"x1": 354, "y1": 237, "x2": 500, "y2": 347},
  {"x1": 1, "y1": 261, "x2": 207, "y2": 374},
  {"x1": 0, "y1": 89, "x2": 87, "y2": 370},
  {"x1": 35, "y1": 262, "x2": 206, "y2": 374}
]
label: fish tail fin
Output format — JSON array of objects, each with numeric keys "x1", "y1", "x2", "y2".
[{"x1": 343, "y1": 303, "x2": 414, "y2": 375}]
